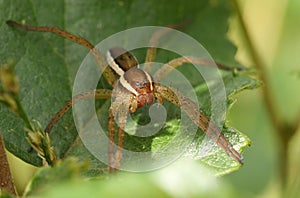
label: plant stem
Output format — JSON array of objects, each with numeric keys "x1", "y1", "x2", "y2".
[
  {"x1": 0, "y1": 133, "x2": 17, "y2": 196},
  {"x1": 232, "y1": 0, "x2": 294, "y2": 188}
]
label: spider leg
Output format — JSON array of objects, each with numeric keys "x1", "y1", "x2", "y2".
[
  {"x1": 153, "y1": 56, "x2": 244, "y2": 82},
  {"x1": 6, "y1": 20, "x2": 117, "y2": 86},
  {"x1": 108, "y1": 107, "x2": 115, "y2": 172},
  {"x1": 114, "y1": 105, "x2": 127, "y2": 170},
  {"x1": 144, "y1": 20, "x2": 191, "y2": 72},
  {"x1": 108, "y1": 98, "x2": 131, "y2": 171},
  {"x1": 154, "y1": 83, "x2": 243, "y2": 164},
  {"x1": 144, "y1": 27, "x2": 173, "y2": 70},
  {"x1": 45, "y1": 89, "x2": 111, "y2": 133}
]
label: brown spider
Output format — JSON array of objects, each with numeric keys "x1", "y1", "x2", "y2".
[{"x1": 6, "y1": 20, "x2": 243, "y2": 171}]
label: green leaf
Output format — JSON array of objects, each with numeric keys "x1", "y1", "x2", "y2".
[
  {"x1": 0, "y1": 0, "x2": 258, "y2": 175},
  {"x1": 26, "y1": 160, "x2": 238, "y2": 198},
  {"x1": 24, "y1": 158, "x2": 88, "y2": 196}
]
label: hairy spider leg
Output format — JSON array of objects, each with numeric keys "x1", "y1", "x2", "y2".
[
  {"x1": 45, "y1": 89, "x2": 112, "y2": 133},
  {"x1": 108, "y1": 86, "x2": 133, "y2": 171},
  {"x1": 6, "y1": 20, "x2": 117, "y2": 86},
  {"x1": 153, "y1": 56, "x2": 244, "y2": 82},
  {"x1": 143, "y1": 26, "x2": 244, "y2": 164},
  {"x1": 108, "y1": 108, "x2": 115, "y2": 171},
  {"x1": 114, "y1": 104, "x2": 127, "y2": 170},
  {"x1": 142, "y1": 20, "x2": 244, "y2": 78},
  {"x1": 144, "y1": 19, "x2": 191, "y2": 72},
  {"x1": 154, "y1": 83, "x2": 243, "y2": 164}
]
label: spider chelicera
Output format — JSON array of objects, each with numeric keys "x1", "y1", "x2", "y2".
[{"x1": 7, "y1": 20, "x2": 243, "y2": 171}]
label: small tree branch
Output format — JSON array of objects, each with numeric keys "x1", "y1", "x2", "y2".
[{"x1": 0, "y1": 133, "x2": 17, "y2": 196}]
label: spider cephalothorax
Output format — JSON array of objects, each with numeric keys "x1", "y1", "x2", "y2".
[
  {"x1": 108, "y1": 47, "x2": 155, "y2": 110},
  {"x1": 6, "y1": 20, "x2": 244, "y2": 171}
]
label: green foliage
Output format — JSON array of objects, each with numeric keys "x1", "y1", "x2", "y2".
[
  {"x1": 24, "y1": 160, "x2": 238, "y2": 198},
  {"x1": 23, "y1": 158, "x2": 88, "y2": 197},
  {"x1": 0, "y1": 0, "x2": 259, "y2": 196}
]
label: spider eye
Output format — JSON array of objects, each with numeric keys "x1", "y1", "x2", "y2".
[
  {"x1": 135, "y1": 81, "x2": 140, "y2": 86},
  {"x1": 135, "y1": 81, "x2": 147, "y2": 88}
]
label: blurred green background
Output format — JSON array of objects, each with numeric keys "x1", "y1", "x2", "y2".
[
  {"x1": 3, "y1": 0, "x2": 300, "y2": 197},
  {"x1": 227, "y1": 0, "x2": 300, "y2": 197}
]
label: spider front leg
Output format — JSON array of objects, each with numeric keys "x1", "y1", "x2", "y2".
[
  {"x1": 108, "y1": 102, "x2": 128, "y2": 171},
  {"x1": 144, "y1": 20, "x2": 190, "y2": 72},
  {"x1": 108, "y1": 86, "x2": 135, "y2": 171},
  {"x1": 45, "y1": 89, "x2": 112, "y2": 133},
  {"x1": 154, "y1": 56, "x2": 244, "y2": 82},
  {"x1": 44, "y1": 87, "x2": 127, "y2": 172},
  {"x1": 154, "y1": 83, "x2": 243, "y2": 164},
  {"x1": 6, "y1": 20, "x2": 118, "y2": 86},
  {"x1": 143, "y1": 21, "x2": 243, "y2": 80},
  {"x1": 108, "y1": 107, "x2": 115, "y2": 171}
]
